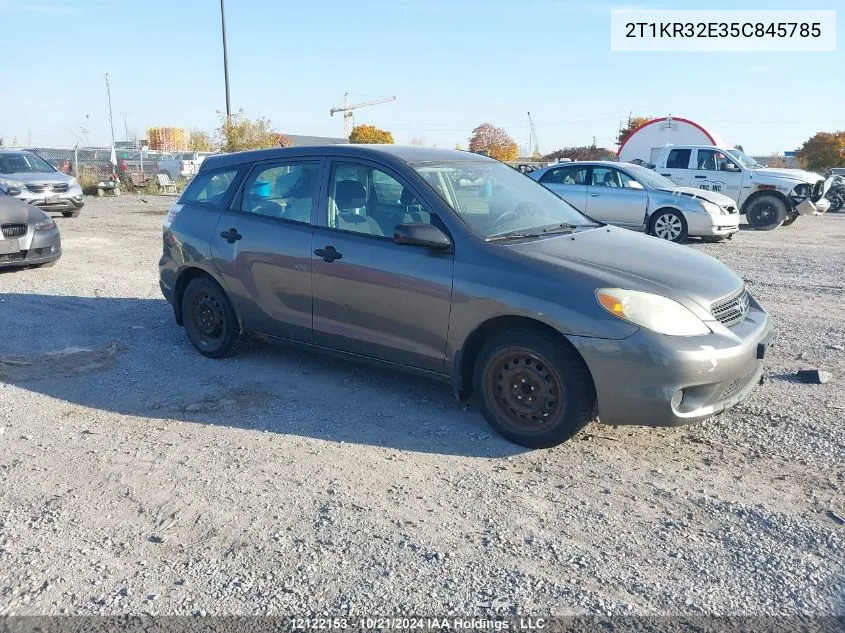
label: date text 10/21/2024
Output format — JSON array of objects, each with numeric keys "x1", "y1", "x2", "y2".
[{"x1": 291, "y1": 617, "x2": 548, "y2": 630}]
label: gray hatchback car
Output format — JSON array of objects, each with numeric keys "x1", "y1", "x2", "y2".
[{"x1": 159, "y1": 146, "x2": 774, "y2": 448}]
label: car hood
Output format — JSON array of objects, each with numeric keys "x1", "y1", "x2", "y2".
[
  {"x1": 752, "y1": 167, "x2": 824, "y2": 184},
  {"x1": 505, "y1": 226, "x2": 743, "y2": 319},
  {"x1": 0, "y1": 194, "x2": 46, "y2": 223},
  {"x1": 668, "y1": 186, "x2": 737, "y2": 207},
  {"x1": 0, "y1": 171, "x2": 71, "y2": 184}
]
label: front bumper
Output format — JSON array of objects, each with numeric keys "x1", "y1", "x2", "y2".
[
  {"x1": 795, "y1": 197, "x2": 830, "y2": 215},
  {"x1": 685, "y1": 212, "x2": 740, "y2": 237},
  {"x1": 12, "y1": 185, "x2": 84, "y2": 212},
  {"x1": 0, "y1": 226, "x2": 62, "y2": 268},
  {"x1": 566, "y1": 299, "x2": 773, "y2": 427}
]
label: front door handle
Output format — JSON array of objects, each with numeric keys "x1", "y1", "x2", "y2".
[
  {"x1": 314, "y1": 245, "x2": 342, "y2": 263},
  {"x1": 589, "y1": 193, "x2": 600, "y2": 197},
  {"x1": 694, "y1": 175, "x2": 707, "y2": 179},
  {"x1": 220, "y1": 228, "x2": 242, "y2": 243},
  {"x1": 660, "y1": 173, "x2": 672, "y2": 177}
]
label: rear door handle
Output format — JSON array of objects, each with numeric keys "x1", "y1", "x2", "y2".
[
  {"x1": 660, "y1": 173, "x2": 672, "y2": 177},
  {"x1": 694, "y1": 175, "x2": 707, "y2": 179},
  {"x1": 219, "y1": 228, "x2": 242, "y2": 243},
  {"x1": 314, "y1": 245, "x2": 342, "y2": 263},
  {"x1": 589, "y1": 193, "x2": 600, "y2": 197}
]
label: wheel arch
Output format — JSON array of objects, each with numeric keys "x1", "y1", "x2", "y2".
[
  {"x1": 173, "y1": 266, "x2": 242, "y2": 332},
  {"x1": 451, "y1": 315, "x2": 596, "y2": 404},
  {"x1": 740, "y1": 189, "x2": 792, "y2": 215}
]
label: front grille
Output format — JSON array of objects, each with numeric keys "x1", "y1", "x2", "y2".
[
  {"x1": 812, "y1": 180, "x2": 824, "y2": 201},
  {"x1": 1, "y1": 223, "x2": 27, "y2": 238},
  {"x1": 711, "y1": 287, "x2": 750, "y2": 327},
  {"x1": 26, "y1": 184, "x2": 47, "y2": 193},
  {"x1": 723, "y1": 205, "x2": 737, "y2": 214},
  {"x1": 51, "y1": 183, "x2": 69, "y2": 193},
  {"x1": 719, "y1": 369, "x2": 756, "y2": 399}
]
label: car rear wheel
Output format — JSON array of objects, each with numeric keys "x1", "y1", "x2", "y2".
[
  {"x1": 700, "y1": 235, "x2": 727, "y2": 243},
  {"x1": 650, "y1": 209, "x2": 688, "y2": 242},
  {"x1": 181, "y1": 276, "x2": 240, "y2": 358},
  {"x1": 781, "y1": 212, "x2": 799, "y2": 227},
  {"x1": 745, "y1": 195, "x2": 786, "y2": 230},
  {"x1": 473, "y1": 329, "x2": 595, "y2": 449}
]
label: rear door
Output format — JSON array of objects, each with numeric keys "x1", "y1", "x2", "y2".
[
  {"x1": 536, "y1": 165, "x2": 589, "y2": 212},
  {"x1": 690, "y1": 149, "x2": 744, "y2": 200},
  {"x1": 209, "y1": 158, "x2": 323, "y2": 342},
  {"x1": 586, "y1": 166, "x2": 649, "y2": 227},
  {"x1": 658, "y1": 148, "x2": 693, "y2": 186}
]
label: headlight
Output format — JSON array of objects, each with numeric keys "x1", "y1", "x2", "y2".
[
  {"x1": 700, "y1": 200, "x2": 722, "y2": 214},
  {"x1": 0, "y1": 178, "x2": 26, "y2": 189},
  {"x1": 34, "y1": 217, "x2": 56, "y2": 231},
  {"x1": 596, "y1": 288, "x2": 711, "y2": 336}
]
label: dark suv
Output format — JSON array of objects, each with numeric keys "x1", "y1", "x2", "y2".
[{"x1": 159, "y1": 146, "x2": 773, "y2": 448}]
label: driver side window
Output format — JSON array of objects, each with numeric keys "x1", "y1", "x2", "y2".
[{"x1": 240, "y1": 161, "x2": 319, "y2": 223}]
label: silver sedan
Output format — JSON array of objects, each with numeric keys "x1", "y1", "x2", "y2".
[
  {"x1": 0, "y1": 190, "x2": 61, "y2": 268},
  {"x1": 529, "y1": 160, "x2": 740, "y2": 243}
]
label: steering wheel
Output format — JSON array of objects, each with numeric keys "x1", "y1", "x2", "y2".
[{"x1": 488, "y1": 201, "x2": 544, "y2": 232}]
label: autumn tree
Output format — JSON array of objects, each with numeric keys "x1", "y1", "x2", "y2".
[
  {"x1": 216, "y1": 109, "x2": 283, "y2": 153},
  {"x1": 796, "y1": 131, "x2": 845, "y2": 171},
  {"x1": 542, "y1": 146, "x2": 616, "y2": 162},
  {"x1": 468, "y1": 123, "x2": 518, "y2": 162},
  {"x1": 349, "y1": 124, "x2": 394, "y2": 144},
  {"x1": 617, "y1": 115, "x2": 653, "y2": 147},
  {"x1": 189, "y1": 128, "x2": 214, "y2": 152},
  {"x1": 271, "y1": 133, "x2": 294, "y2": 147}
]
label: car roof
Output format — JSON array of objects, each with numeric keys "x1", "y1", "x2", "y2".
[{"x1": 200, "y1": 145, "x2": 494, "y2": 172}]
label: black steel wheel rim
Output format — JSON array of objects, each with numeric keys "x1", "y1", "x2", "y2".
[
  {"x1": 192, "y1": 292, "x2": 226, "y2": 340},
  {"x1": 753, "y1": 203, "x2": 775, "y2": 223},
  {"x1": 486, "y1": 348, "x2": 565, "y2": 432}
]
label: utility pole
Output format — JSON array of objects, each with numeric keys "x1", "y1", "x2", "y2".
[
  {"x1": 220, "y1": 0, "x2": 232, "y2": 145},
  {"x1": 120, "y1": 112, "x2": 129, "y2": 142},
  {"x1": 105, "y1": 73, "x2": 116, "y2": 175}
]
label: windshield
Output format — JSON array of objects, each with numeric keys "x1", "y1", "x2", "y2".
[
  {"x1": 726, "y1": 149, "x2": 763, "y2": 169},
  {"x1": 0, "y1": 152, "x2": 56, "y2": 174},
  {"x1": 412, "y1": 160, "x2": 594, "y2": 238},
  {"x1": 621, "y1": 163, "x2": 678, "y2": 190}
]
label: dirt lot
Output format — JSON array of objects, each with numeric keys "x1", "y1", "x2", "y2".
[{"x1": 0, "y1": 196, "x2": 843, "y2": 617}]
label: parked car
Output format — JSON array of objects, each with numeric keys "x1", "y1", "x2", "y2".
[
  {"x1": 648, "y1": 145, "x2": 829, "y2": 230},
  {"x1": 529, "y1": 161, "x2": 740, "y2": 243},
  {"x1": 0, "y1": 149, "x2": 84, "y2": 217},
  {"x1": 0, "y1": 188, "x2": 62, "y2": 268},
  {"x1": 159, "y1": 146, "x2": 773, "y2": 448}
]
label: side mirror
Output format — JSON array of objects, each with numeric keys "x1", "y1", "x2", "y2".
[
  {"x1": 626, "y1": 180, "x2": 644, "y2": 190},
  {"x1": 393, "y1": 223, "x2": 451, "y2": 250},
  {"x1": 723, "y1": 162, "x2": 740, "y2": 172}
]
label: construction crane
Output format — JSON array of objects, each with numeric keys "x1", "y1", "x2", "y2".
[
  {"x1": 330, "y1": 93, "x2": 397, "y2": 137},
  {"x1": 527, "y1": 111, "x2": 541, "y2": 157}
]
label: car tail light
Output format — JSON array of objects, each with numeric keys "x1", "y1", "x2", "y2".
[{"x1": 163, "y1": 203, "x2": 183, "y2": 229}]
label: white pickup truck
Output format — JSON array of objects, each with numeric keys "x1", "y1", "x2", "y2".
[
  {"x1": 157, "y1": 152, "x2": 214, "y2": 181},
  {"x1": 647, "y1": 145, "x2": 830, "y2": 230}
]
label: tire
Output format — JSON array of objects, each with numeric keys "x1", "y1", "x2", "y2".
[
  {"x1": 745, "y1": 194, "x2": 786, "y2": 230},
  {"x1": 62, "y1": 210, "x2": 80, "y2": 218},
  {"x1": 181, "y1": 276, "x2": 240, "y2": 358},
  {"x1": 473, "y1": 328, "x2": 596, "y2": 449},
  {"x1": 781, "y1": 212, "x2": 799, "y2": 227},
  {"x1": 649, "y1": 209, "x2": 688, "y2": 243}
]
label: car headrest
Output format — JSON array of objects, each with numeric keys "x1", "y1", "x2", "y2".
[{"x1": 335, "y1": 180, "x2": 366, "y2": 210}]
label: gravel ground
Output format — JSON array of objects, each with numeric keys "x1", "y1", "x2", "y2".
[{"x1": 0, "y1": 196, "x2": 843, "y2": 617}]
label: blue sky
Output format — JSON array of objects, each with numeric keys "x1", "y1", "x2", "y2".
[{"x1": 1, "y1": 0, "x2": 841, "y2": 154}]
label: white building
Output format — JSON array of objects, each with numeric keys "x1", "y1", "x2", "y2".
[{"x1": 618, "y1": 117, "x2": 728, "y2": 165}]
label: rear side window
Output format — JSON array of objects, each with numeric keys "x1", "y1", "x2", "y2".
[
  {"x1": 666, "y1": 149, "x2": 691, "y2": 169},
  {"x1": 181, "y1": 168, "x2": 239, "y2": 206},
  {"x1": 540, "y1": 166, "x2": 588, "y2": 185}
]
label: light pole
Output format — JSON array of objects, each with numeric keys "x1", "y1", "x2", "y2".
[
  {"x1": 220, "y1": 0, "x2": 231, "y2": 132},
  {"x1": 105, "y1": 73, "x2": 116, "y2": 175}
]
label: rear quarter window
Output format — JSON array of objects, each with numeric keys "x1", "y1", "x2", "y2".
[{"x1": 181, "y1": 168, "x2": 240, "y2": 206}]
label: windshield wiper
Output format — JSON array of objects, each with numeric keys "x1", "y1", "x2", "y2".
[{"x1": 485, "y1": 230, "x2": 541, "y2": 242}]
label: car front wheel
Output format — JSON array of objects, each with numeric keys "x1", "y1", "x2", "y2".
[
  {"x1": 650, "y1": 209, "x2": 688, "y2": 242},
  {"x1": 181, "y1": 276, "x2": 240, "y2": 358},
  {"x1": 473, "y1": 329, "x2": 596, "y2": 448}
]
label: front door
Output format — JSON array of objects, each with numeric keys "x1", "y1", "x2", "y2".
[
  {"x1": 311, "y1": 159, "x2": 454, "y2": 372},
  {"x1": 585, "y1": 166, "x2": 649, "y2": 227},
  {"x1": 210, "y1": 159, "x2": 322, "y2": 342},
  {"x1": 690, "y1": 149, "x2": 744, "y2": 200}
]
